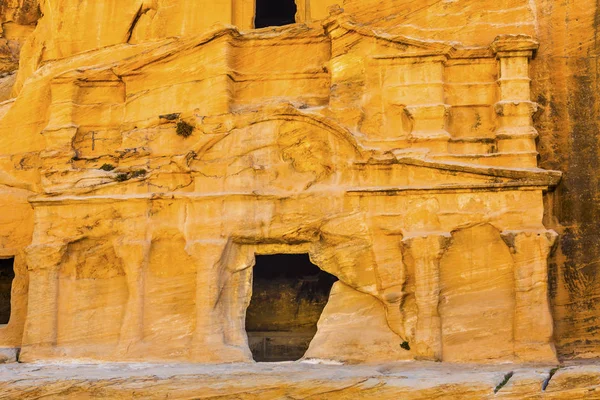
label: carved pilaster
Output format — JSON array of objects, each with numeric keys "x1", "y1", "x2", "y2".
[
  {"x1": 114, "y1": 239, "x2": 149, "y2": 355},
  {"x1": 42, "y1": 78, "x2": 79, "y2": 160},
  {"x1": 364, "y1": 55, "x2": 451, "y2": 152},
  {"x1": 20, "y1": 243, "x2": 66, "y2": 359},
  {"x1": 363, "y1": 214, "x2": 407, "y2": 341},
  {"x1": 501, "y1": 229, "x2": 558, "y2": 363},
  {"x1": 402, "y1": 233, "x2": 451, "y2": 361},
  {"x1": 186, "y1": 239, "x2": 251, "y2": 362},
  {"x1": 40, "y1": 78, "x2": 80, "y2": 194},
  {"x1": 399, "y1": 56, "x2": 450, "y2": 150},
  {"x1": 491, "y1": 35, "x2": 539, "y2": 167}
]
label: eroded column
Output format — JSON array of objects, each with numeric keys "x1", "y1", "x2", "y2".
[
  {"x1": 368, "y1": 216, "x2": 408, "y2": 341},
  {"x1": 20, "y1": 243, "x2": 65, "y2": 361},
  {"x1": 501, "y1": 229, "x2": 558, "y2": 363},
  {"x1": 492, "y1": 36, "x2": 539, "y2": 167},
  {"x1": 402, "y1": 233, "x2": 450, "y2": 361},
  {"x1": 114, "y1": 240, "x2": 149, "y2": 355},
  {"x1": 363, "y1": 55, "x2": 450, "y2": 152},
  {"x1": 402, "y1": 56, "x2": 450, "y2": 152},
  {"x1": 40, "y1": 78, "x2": 79, "y2": 194},
  {"x1": 187, "y1": 239, "x2": 253, "y2": 362}
]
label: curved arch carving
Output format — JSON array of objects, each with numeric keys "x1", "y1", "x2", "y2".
[
  {"x1": 189, "y1": 111, "x2": 365, "y2": 191},
  {"x1": 195, "y1": 109, "x2": 363, "y2": 160}
]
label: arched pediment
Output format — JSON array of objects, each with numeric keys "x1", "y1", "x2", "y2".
[{"x1": 189, "y1": 111, "x2": 364, "y2": 192}]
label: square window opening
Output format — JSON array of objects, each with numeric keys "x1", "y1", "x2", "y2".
[{"x1": 254, "y1": 0, "x2": 297, "y2": 29}]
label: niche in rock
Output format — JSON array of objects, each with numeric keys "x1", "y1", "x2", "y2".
[
  {"x1": 245, "y1": 254, "x2": 337, "y2": 362},
  {"x1": 0, "y1": 258, "x2": 14, "y2": 325},
  {"x1": 254, "y1": 0, "x2": 297, "y2": 29}
]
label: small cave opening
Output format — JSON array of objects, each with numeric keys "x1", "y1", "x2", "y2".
[
  {"x1": 254, "y1": 0, "x2": 297, "y2": 29},
  {"x1": 245, "y1": 254, "x2": 337, "y2": 362},
  {"x1": 0, "y1": 258, "x2": 14, "y2": 325}
]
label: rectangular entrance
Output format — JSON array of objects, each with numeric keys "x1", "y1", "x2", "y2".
[
  {"x1": 245, "y1": 254, "x2": 337, "y2": 362},
  {"x1": 0, "y1": 257, "x2": 14, "y2": 325}
]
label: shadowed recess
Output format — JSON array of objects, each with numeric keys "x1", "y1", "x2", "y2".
[
  {"x1": 246, "y1": 254, "x2": 337, "y2": 362},
  {"x1": 0, "y1": 258, "x2": 14, "y2": 325},
  {"x1": 254, "y1": 0, "x2": 297, "y2": 28}
]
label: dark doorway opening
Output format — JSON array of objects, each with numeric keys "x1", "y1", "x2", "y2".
[
  {"x1": 0, "y1": 258, "x2": 14, "y2": 324},
  {"x1": 254, "y1": 0, "x2": 297, "y2": 29},
  {"x1": 246, "y1": 254, "x2": 337, "y2": 362}
]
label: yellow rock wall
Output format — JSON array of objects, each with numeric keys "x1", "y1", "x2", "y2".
[{"x1": 533, "y1": 0, "x2": 600, "y2": 360}]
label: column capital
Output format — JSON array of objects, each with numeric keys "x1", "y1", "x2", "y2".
[
  {"x1": 402, "y1": 232, "x2": 451, "y2": 258},
  {"x1": 500, "y1": 229, "x2": 558, "y2": 252},
  {"x1": 491, "y1": 35, "x2": 539, "y2": 59}
]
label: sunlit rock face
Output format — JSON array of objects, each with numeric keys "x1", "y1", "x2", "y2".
[
  {"x1": 0, "y1": 0, "x2": 573, "y2": 365},
  {"x1": 0, "y1": 0, "x2": 38, "y2": 101}
]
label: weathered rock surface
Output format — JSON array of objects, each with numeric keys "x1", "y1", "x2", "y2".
[
  {"x1": 0, "y1": 361, "x2": 599, "y2": 399},
  {"x1": 0, "y1": 0, "x2": 563, "y2": 365},
  {"x1": 304, "y1": 281, "x2": 410, "y2": 363},
  {"x1": 0, "y1": 0, "x2": 38, "y2": 78},
  {"x1": 1, "y1": 0, "x2": 598, "y2": 370},
  {"x1": 532, "y1": 0, "x2": 600, "y2": 361}
]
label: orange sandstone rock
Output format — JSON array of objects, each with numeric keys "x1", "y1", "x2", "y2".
[{"x1": 0, "y1": 0, "x2": 574, "y2": 368}]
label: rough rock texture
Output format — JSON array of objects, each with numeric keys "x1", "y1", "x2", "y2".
[
  {"x1": 0, "y1": 362, "x2": 599, "y2": 399},
  {"x1": 0, "y1": 0, "x2": 38, "y2": 97},
  {"x1": 304, "y1": 281, "x2": 409, "y2": 363},
  {"x1": 532, "y1": 0, "x2": 600, "y2": 361},
  {"x1": 0, "y1": 0, "x2": 591, "y2": 368}
]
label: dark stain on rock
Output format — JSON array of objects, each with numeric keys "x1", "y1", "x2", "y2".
[
  {"x1": 548, "y1": 256, "x2": 558, "y2": 299},
  {"x1": 537, "y1": 1, "x2": 600, "y2": 356},
  {"x1": 554, "y1": 58, "x2": 600, "y2": 351},
  {"x1": 537, "y1": 93, "x2": 548, "y2": 107},
  {"x1": 594, "y1": 0, "x2": 600, "y2": 52}
]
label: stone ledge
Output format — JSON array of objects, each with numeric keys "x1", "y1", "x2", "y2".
[{"x1": 0, "y1": 361, "x2": 598, "y2": 399}]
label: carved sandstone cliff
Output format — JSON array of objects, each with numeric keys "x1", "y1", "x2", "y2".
[
  {"x1": 0, "y1": 0, "x2": 597, "y2": 378},
  {"x1": 0, "y1": 0, "x2": 564, "y2": 367}
]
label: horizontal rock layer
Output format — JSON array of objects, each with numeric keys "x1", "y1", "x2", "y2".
[{"x1": 0, "y1": 361, "x2": 598, "y2": 399}]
